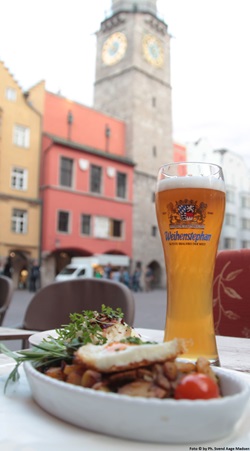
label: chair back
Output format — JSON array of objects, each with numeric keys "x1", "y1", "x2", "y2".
[
  {"x1": 0, "y1": 275, "x2": 14, "y2": 326},
  {"x1": 23, "y1": 278, "x2": 135, "y2": 331},
  {"x1": 213, "y1": 249, "x2": 250, "y2": 338}
]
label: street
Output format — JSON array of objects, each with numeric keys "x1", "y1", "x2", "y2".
[{"x1": 2, "y1": 287, "x2": 167, "y2": 350}]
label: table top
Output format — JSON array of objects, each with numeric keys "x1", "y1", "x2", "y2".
[
  {"x1": 0, "y1": 328, "x2": 250, "y2": 450},
  {"x1": 0, "y1": 326, "x2": 36, "y2": 340},
  {"x1": 140, "y1": 329, "x2": 250, "y2": 373}
]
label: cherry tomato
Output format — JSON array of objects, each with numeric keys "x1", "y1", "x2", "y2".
[{"x1": 174, "y1": 373, "x2": 220, "y2": 400}]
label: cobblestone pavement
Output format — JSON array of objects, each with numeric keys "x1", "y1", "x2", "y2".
[{"x1": 2, "y1": 287, "x2": 167, "y2": 350}]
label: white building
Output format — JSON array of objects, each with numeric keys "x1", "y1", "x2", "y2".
[{"x1": 186, "y1": 138, "x2": 250, "y2": 250}]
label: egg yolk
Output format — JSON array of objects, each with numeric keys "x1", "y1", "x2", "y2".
[{"x1": 105, "y1": 342, "x2": 129, "y2": 352}]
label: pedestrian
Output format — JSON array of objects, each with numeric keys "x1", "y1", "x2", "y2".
[
  {"x1": 3, "y1": 256, "x2": 12, "y2": 278},
  {"x1": 132, "y1": 268, "x2": 142, "y2": 292},
  {"x1": 29, "y1": 260, "x2": 40, "y2": 292},
  {"x1": 112, "y1": 268, "x2": 121, "y2": 282},
  {"x1": 145, "y1": 265, "x2": 154, "y2": 291},
  {"x1": 104, "y1": 263, "x2": 112, "y2": 279},
  {"x1": 120, "y1": 268, "x2": 131, "y2": 287}
]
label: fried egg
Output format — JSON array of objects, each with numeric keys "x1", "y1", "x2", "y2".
[
  {"x1": 75, "y1": 338, "x2": 185, "y2": 373},
  {"x1": 102, "y1": 322, "x2": 139, "y2": 343}
]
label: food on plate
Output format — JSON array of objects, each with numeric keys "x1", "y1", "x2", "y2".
[
  {"x1": 75, "y1": 338, "x2": 185, "y2": 372},
  {"x1": 174, "y1": 373, "x2": 220, "y2": 400},
  {"x1": 0, "y1": 305, "x2": 138, "y2": 391},
  {"x1": 0, "y1": 305, "x2": 221, "y2": 400},
  {"x1": 43, "y1": 339, "x2": 221, "y2": 399},
  {"x1": 56, "y1": 304, "x2": 140, "y2": 345}
]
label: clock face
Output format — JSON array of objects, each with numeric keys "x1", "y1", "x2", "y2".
[
  {"x1": 142, "y1": 34, "x2": 164, "y2": 68},
  {"x1": 102, "y1": 32, "x2": 127, "y2": 66}
]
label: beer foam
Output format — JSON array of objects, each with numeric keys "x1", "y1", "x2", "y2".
[{"x1": 157, "y1": 175, "x2": 226, "y2": 192}]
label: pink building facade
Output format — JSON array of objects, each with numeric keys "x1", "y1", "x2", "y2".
[{"x1": 39, "y1": 92, "x2": 134, "y2": 280}]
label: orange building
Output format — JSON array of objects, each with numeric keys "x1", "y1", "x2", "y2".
[
  {"x1": 173, "y1": 142, "x2": 187, "y2": 163},
  {"x1": 28, "y1": 86, "x2": 134, "y2": 284},
  {"x1": 0, "y1": 61, "x2": 41, "y2": 288}
]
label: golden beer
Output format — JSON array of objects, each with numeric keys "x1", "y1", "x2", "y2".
[{"x1": 156, "y1": 163, "x2": 225, "y2": 364}]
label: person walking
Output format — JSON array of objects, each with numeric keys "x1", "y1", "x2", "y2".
[
  {"x1": 132, "y1": 267, "x2": 142, "y2": 292},
  {"x1": 3, "y1": 256, "x2": 12, "y2": 278},
  {"x1": 145, "y1": 265, "x2": 154, "y2": 291},
  {"x1": 29, "y1": 260, "x2": 40, "y2": 292}
]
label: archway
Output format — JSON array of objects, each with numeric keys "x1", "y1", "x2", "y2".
[
  {"x1": 53, "y1": 247, "x2": 93, "y2": 275},
  {"x1": 146, "y1": 260, "x2": 162, "y2": 288},
  {"x1": 41, "y1": 247, "x2": 94, "y2": 286},
  {"x1": 6, "y1": 249, "x2": 30, "y2": 289}
]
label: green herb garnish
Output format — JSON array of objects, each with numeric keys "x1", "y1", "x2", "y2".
[
  {"x1": 0, "y1": 305, "x2": 124, "y2": 392},
  {"x1": 120, "y1": 336, "x2": 157, "y2": 345}
]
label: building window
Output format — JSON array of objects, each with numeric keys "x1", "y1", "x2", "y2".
[
  {"x1": 93, "y1": 216, "x2": 123, "y2": 239},
  {"x1": 151, "y1": 225, "x2": 157, "y2": 236},
  {"x1": 110, "y1": 219, "x2": 123, "y2": 238},
  {"x1": 90, "y1": 165, "x2": 102, "y2": 194},
  {"x1": 6, "y1": 87, "x2": 17, "y2": 101},
  {"x1": 242, "y1": 240, "x2": 250, "y2": 249},
  {"x1": 81, "y1": 214, "x2": 91, "y2": 235},
  {"x1": 152, "y1": 192, "x2": 155, "y2": 202},
  {"x1": 94, "y1": 216, "x2": 109, "y2": 238},
  {"x1": 12, "y1": 209, "x2": 27, "y2": 234},
  {"x1": 153, "y1": 146, "x2": 157, "y2": 157},
  {"x1": 60, "y1": 157, "x2": 73, "y2": 187},
  {"x1": 225, "y1": 213, "x2": 236, "y2": 227},
  {"x1": 57, "y1": 211, "x2": 70, "y2": 233},
  {"x1": 241, "y1": 218, "x2": 250, "y2": 230},
  {"x1": 224, "y1": 237, "x2": 236, "y2": 249},
  {"x1": 226, "y1": 189, "x2": 235, "y2": 203},
  {"x1": 13, "y1": 125, "x2": 30, "y2": 148},
  {"x1": 11, "y1": 167, "x2": 28, "y2": 190},
  {"x1": 116, "y1": 172, "x2": 127, "y2": 199},
  {"x1": 241, "y1": 196, "x2": 250, "y2": 209},
  {"x1": 152, "y1": 97, "x2": 156, "y2": 107}
]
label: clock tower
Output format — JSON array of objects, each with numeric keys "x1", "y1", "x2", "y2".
[{"x1": 94, "y1": 0, "x2": 173, "y2": 285}]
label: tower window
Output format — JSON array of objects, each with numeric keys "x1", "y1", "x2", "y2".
[
  {"x1": 153, "y1": 146, "x2": 157, "y2": 157},
  {"x1": 151, "y1": 226, "x2": 157, "y2": 237},
  {"x1": 152, "y1": 97, "x2": 156, "y2": 107}
]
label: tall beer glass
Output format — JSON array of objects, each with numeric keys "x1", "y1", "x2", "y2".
[{"x1": 155, "y1": 162, "x2": 226, "y2": 365}]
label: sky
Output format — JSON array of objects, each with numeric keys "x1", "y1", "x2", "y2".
[{"x1": 1, "y1": 0, "x2": 250, "y2": 166}]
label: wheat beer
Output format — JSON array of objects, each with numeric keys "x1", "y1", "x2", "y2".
[{"x1": 156, "y1": 162, "x2": 226, "y2": 364}]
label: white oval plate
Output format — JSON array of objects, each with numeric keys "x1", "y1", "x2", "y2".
[
  {"x1": 24, "y1": 362, "x2": 250, "y2": 444},
  {"x1": 29, "y1": 329, "x2": 58, "y2": 345}
]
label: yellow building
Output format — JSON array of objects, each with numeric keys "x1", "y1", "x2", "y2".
[{"x1": 0, "y1": 61, "x2": 42, "y2": 288}]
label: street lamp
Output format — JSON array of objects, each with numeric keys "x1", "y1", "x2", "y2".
[
  {"x1": 105, "y1": 124, "x2": 111, "y2": 152},
  {"x1": 67, "y1": 110, "x2": 74, "y2": 140}
]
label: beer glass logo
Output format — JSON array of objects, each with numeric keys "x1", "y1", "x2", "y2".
[{"x1": 168, "y1": 199, "x2": 207, "y2": 229}]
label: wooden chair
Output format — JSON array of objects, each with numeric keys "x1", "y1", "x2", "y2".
[
  {"x1": 213, "y1": 249, "x2": 250, "y2": 338},
  {"x1": 0, "y1": 275, "x2": 14, "y2": 326},
  {"x1": 2, "y1": 278, "x2": 135, "y2": 347}
]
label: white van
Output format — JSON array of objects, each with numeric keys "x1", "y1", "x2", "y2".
[
  {"x1": 55, "y1": 254, "x2": 130, "y2": 282},
  {"x1": 55, "y1": 263, "x2": 94, "y2": 281}
]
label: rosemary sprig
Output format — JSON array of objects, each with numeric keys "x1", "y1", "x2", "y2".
[{"x1": 0, "y1": 305, "x2": 125, "y2": 392}]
